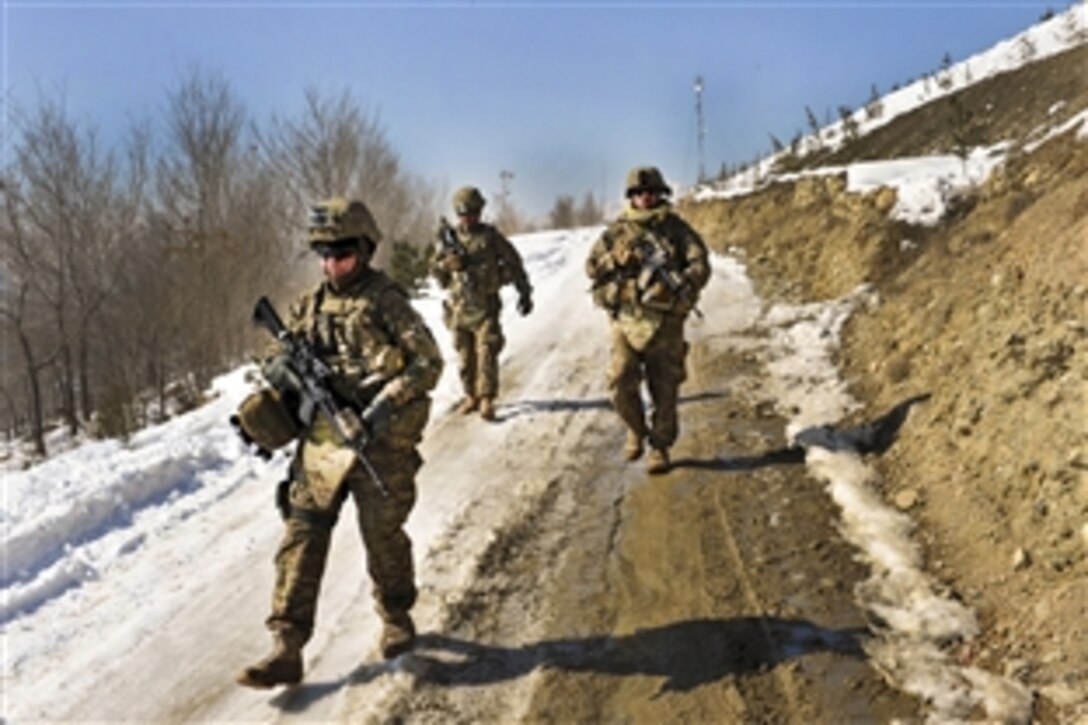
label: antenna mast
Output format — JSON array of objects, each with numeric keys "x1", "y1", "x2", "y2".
[{"x1": 694, "y1": 75, "x2": 706, "y2": 183}]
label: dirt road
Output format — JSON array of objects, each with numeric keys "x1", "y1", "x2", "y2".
[
  {"x1": 274, "y1": 256, "x2": 924, "y2": 723},
  {"x1": 23, "y1": 242, "x2": 953, "y2": 723}
]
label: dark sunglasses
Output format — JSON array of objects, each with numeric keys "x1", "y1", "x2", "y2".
[{"x1": 316, "y1": 246, "x2": 356, "y2": 260}]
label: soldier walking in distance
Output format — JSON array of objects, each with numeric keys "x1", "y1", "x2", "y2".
[
  {"x1": 430, "y1": 185, "x2": 533, "y2": 421},
  {"x1": 234, "y1": 197, "x2": 443, "y2": 688},
  {"x1": 585, "y1": 167, "x2": 710, "y2": 474}
]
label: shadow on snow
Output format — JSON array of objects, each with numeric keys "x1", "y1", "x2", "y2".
[
  {"x1": 671, "y1": 393, "x2": 932, "y2": 472},
  {"x1": 495, "y1": 390, "x2": 730, "y2": 423},
  {"x1": 269, "y1": 616, "x2": 867, "y2": 712},
  {"x1": 405, "y1": 617, "x2": 866, "y2": 694},
  {"x1": 266, "y1": 394, "x2": 931, "y2": 712}
]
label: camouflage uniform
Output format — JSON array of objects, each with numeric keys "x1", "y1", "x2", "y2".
[
  {"x1": 586, "y1": 167, "x2": 709, "y2": 471},
  {"x1": 430, "y1": 187, "x2": 532, "y2": 416},
  {"x1": 237, "y1": 198, "x2": 442, "y2": 687},
  {"x1": 267, "y1": 268, "x2": 442, "y2": 647}
]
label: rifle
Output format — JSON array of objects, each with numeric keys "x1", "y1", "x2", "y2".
[
  {"x1": 639, "y1": 233, "x2": 703, "y2": 319},
  {"x1": 437, "y1": 216, "x2": 469, "y2": 260},
  {"x1": 252, "y1": 296, "x2": 389, "y2": 497},
  {"x1": 436, "y1": 216, "x2": 473, "y2": 283}
]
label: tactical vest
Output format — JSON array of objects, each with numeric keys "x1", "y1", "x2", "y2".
[
  {"x1": 446, "y1": 224, "x2": 508, "y2": 327},
  {"x1": 596, "y1": 214, "x2": 694, "y2": 350},
  {"x1": 294, "y1": 272, "x2": 408, "y2": 409}
]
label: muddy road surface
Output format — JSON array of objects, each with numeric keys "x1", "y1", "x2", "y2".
[{"x1": 276, "y1": 257, "x2": 922, "y2": 723}]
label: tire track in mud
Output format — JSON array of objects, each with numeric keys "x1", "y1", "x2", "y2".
[
  {"x1": 346, "y1": 348, "x2": 622, "y2": 722},
  {"x1": 333, "y1": 251, "x2": 922, "y2": 721},
  {"x1": 376, "y1": 331, "x2": 920, "y2": 723}
]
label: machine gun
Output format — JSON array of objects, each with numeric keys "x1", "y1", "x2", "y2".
[{"x1": 252, "y1": 296, "x2": 389, "y2": 497}]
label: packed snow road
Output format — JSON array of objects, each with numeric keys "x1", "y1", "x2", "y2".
[{"x1": 4, "y1": 227, "x2": 1029, "y2": 722}]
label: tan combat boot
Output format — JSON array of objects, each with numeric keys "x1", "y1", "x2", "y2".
[
  {"x1": 236, "y1": 634, "x2": 303, "y2": 688},
  {"x1": 457, "y1": 396, "x2": 478, "y2": 415},
  {"x1": 380, "y1": 611, "x2": 417, "y2": 659},
  {"x1": 479, "y1": 397, "x2": 496, "y2": 421},
  {"x1": 647, "y1": 447, "x2": 671, "y2": 475},
  {"x1": 623, "y1": 431, "x2": 644, "y2": 461}
]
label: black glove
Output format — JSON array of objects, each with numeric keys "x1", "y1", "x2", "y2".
[
  {"x1": 517, "y1": 292, "x2": 533, "y2": 316},
  {"x1": 676, "y1": 280, "x2": 698, "y2": 314},
  {"x1": 361, "y1": 393, "x2": 396, "y2": 439},
  {"x1": 261, "y1": 353, "x2": 302, "y2": 394}
]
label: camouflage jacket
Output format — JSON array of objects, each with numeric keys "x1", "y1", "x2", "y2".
[
  {"x1": 429, "y1": 222, "x2": 532, "y2": 327},
  {"x1": 280, "y1": 268, "x2": 443, "y2": 411},
  {"x1": 586, "y1": 203, "x2": 710, "y2": 321}
]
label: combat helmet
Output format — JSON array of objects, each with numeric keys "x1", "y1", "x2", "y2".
[
  {"x1": 624, "y1": 166, "x2": 672, "y2": 197},
  {"x1": 307, "y1": 197, "x2": 382, "y2": 251},
  {"x1": 452, "y1": 186, "x2": 486, "y2": 215},
  {"x1": 232, "y1": 388, "x2": 301, "y2": 453}
]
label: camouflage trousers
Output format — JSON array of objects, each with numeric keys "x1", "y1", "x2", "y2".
[
  {"x1": 265, "y1": 401, "x2": 430, "y2": 646},
  {"x1": 451, "y1": 315, "x2": 506, "y2": 400},
  {"x1": 607, "y1": 315, "x2": 688, "y2": 450}
]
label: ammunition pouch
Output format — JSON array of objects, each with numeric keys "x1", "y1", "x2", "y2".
[
  {"x1": 235, "y1": 388, "x2": 301, "y2": 453},
  {"x1": 278, "y1": 482, "x2": 350, "y2": 529}
]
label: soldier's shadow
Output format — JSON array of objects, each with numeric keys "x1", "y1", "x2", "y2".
[
  {"x1": 269, "y1": 616, "x2": 865, "y2": 712},
  {"x1": 498, "y1": 390, "x2": 729, "y2": 423},
  {"x1": 670, "y1": 393, "x2": 932, "y2": 472},
  {"x1": 670, "y1": 447, "x2": 806, "y2": 471},
  {"x1": 399, "y1": 616, "x2": 865, "y2": 694}
]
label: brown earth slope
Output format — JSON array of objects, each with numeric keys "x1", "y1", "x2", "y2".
[{"x1": 682, "y1": 72, "x2": 1088, "y2": 720}]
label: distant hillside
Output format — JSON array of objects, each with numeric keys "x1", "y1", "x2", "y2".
[
  {"x1": 816, "y1": 44, "x2": 1088, "y2": 166},
  {"x1": 681, "y1": 12, "x2": 1088, "y2": 722}
]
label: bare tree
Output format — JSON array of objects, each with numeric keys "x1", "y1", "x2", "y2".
[
  {"x1": 492, "y1": 198, "x2": 533, "y2": 234},
  {"x1": 865, "y1": 83, "x2": 884, "y2": 120},
  {"x1": 0, "y1": 73, "x2": 443, "y2": 455},
  {"x1": 0, "y1": 285, "x2": 56, "y2": 456},
  {"x1": 548, "y1": 194, "x2": 576, "y2": 230},
  {"x1": 155, "y1": 67, "x2": 249, "y2": 391},
  {"x1": 259, "y1": 87, "x2": 379, "y2": 202},
  {"x1": 256, "y1": 87, "x2": 438, "y2": 271},
  {"x1": 838, "y1": 105, "x2": 859, "y2": 143},
  {"x1": 8, "y1": 97, "x2": 128, "y2": 434},
  {"x1": 575, "y1": 192, "x2": 603, "y2": 227},
  {"x1": 0, "y1": 179, "x2": 60, "y2": 455}
]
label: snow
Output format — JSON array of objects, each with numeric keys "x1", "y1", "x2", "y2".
[
  {"x1": 837, "y1": 3, "x2": 1085, "y2": 150},
  {"x1": 2, "y1": 223, "x2": 1032, "y2": 723},
  {"x1": 5, "y1": 7, "x2": 1081, "y2": 721},
  {"x1": 692, "y1": 3, "x2": 1087, "y2": 229},
  {"x1": 846, "y1": 146, "x2": 1011, "y2": 226}
]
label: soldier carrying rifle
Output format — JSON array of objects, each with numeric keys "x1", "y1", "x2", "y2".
[
  {"x1": 586, "y1": 166, "x2": 710, "y2": 475},
  {"x1": 429, "y1": 186, "x2": 533, "y2": 421},
  {"x1": 232, "y1": 197, "x2": 443, "y2": 687}
]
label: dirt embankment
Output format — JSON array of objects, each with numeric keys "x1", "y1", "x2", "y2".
[{"x1": 683, "y1": 127, "x2": 1088, "y2": 720}]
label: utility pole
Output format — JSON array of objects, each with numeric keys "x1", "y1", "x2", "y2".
[
  {"x1": 694, "y1": 75, "x2": 706, "y2": 183},
  {"x1": 497, "y1": 169, "x2": 515, "y2": 230},
  {"x1": 499, "y1": 169, "x2": 514, "y2": 202}
]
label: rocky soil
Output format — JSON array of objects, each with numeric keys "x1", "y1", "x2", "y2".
[{"x1": 683, "y1": 108, "x2": 1088, "y2": 721}]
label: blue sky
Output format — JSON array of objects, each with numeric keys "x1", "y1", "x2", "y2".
[{"x1": 2, "y1": 0, "x2": 1062, "y2": 219}]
